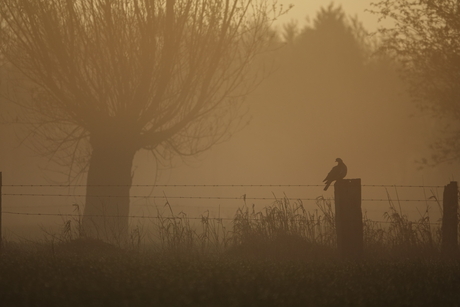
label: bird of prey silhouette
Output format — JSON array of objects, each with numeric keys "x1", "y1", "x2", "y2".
[{"x1": 323, "y1": 158, "x2": 347, "y2": 191}]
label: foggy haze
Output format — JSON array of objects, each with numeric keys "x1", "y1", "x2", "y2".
[{"x1": 1, "y1": 2, "x2": 459, "y2": 239}]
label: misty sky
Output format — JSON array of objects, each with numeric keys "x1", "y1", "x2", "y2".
[{"x1": 275, "y1": 0, "x2": 379, "y2": 30}]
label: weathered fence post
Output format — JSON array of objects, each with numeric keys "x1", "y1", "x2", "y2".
[
  {"x1": 334, "y1": 178, "x2": 363, "y2": 258},
  {"x1": 442, "y1": 181, "x2": 458, "y2": 255},
  {"x1": 0, "y1": 172, "x2": 2, "y2": 252}
]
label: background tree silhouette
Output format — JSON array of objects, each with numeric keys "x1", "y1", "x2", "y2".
[
  {"x1": 245, "y1": 3, "x2": 424, "y2": 183},
  {"x1": 282, "y1": 4, "x2": 368, "y2": 97},
  {"x1": 0, "y1": 0, "x2": 282, "y2": 241},
  {"x1": 371, "y1": 0, "x2": 460, "y2": 165},
  {"x1": 257, "y1": 4, "x2": 376, "y2": 128}
]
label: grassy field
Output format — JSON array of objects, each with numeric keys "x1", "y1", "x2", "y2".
[
  {"x1": 1, "y1": 196, "x2": 459, "y2": 306},
  {"x1": 1, "y1": 245, "x2": 460, "y2": 307}
]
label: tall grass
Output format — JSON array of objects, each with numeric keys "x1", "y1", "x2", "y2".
[
  {"x1": 229, "y1": 196, "x2": 337, "y2": 259},
  {"x1": 49, "y1": 191, "x2": 447, "y2": 260},
  {"x1": 232, "y1": 196, "x2": 335, "y2": 245},
  {"x1": 148, "y1": 201, "x2": 231, "y2": 256},
  {"x1": 372, "y1": 189, "x2": 442, "y2": 258}
]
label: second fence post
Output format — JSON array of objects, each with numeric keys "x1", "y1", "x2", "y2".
[
  {"x1": 0, "y1": 172, "x2": 2, "y2": 253},
  {"x1": 334, "y1": 178, "x2": 363, "y2": 258},
  {"x1": 442, "y1": 181, "x2": 458, "y2": 255}
]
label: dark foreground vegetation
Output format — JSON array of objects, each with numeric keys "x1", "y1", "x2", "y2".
[
  {"x1": 2, "y1": 197, "x2": 460, "y2": 307},
  {"x1": 1, "y1": 244, "x2": 460, "y2": 307}
]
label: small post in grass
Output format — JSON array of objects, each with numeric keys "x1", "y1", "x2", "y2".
[
  {"x1": 0, "y1": 172, "x2": 2, "y2": 252},
  {"x1": 442, "y1": 181, "x2": 458, "y2": 256},
  {"x1": 334, "y1": 178, "x2": 363, "y2": 258}
]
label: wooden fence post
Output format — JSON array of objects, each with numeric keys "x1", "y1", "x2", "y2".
[
  {"x1": 0, "y1": 172, "x2": 2, "y2": 252},
  {"x1": 334, "y1": 178, "x2": 363, "y2": 258},
  {"x1": 442, "y1": 181, "x2": 458, "y2": 255}
]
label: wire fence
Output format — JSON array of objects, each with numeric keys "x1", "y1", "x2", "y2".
[
  {"x1": 0, "y1": 211, "x2": 443, "y2": 226},
  {"x1": 1, "y1": 183, "x2": 446, "y2": 188},
  {"x1": 2, "y1": 211, "x2": 215, "y2": 220},
  {"x1": 0, "y1": 192, "x2": 444, "y2": 202},
  {"x1": 1, "y1": 183, "x2": 448, "y2": 224}
]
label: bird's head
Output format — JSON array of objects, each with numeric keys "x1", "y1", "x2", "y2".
[{"x1": 335, "y1": 158, "x2": 343, "y2": 163}]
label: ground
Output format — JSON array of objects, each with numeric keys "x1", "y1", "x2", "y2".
[{"x1": 0, "y1": 243, "x2": 459, "y2": 307}]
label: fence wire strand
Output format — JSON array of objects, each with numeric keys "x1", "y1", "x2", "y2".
[
  {"x1": 2, "y1": 184, "x2": 446, "y2": 188},
  {"x1": 0, "y1": 183, "x2": 449, "y2": 224},
  {"x1": 1, "y1": 192, "x2": 444, "y2": 203},
  {"x1": 1, "y1": 211, "x2": 443, "y2": 226}
]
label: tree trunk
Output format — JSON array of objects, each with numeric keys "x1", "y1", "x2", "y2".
[{"x1": 82, "y1": 133, "x2": 137, "y2": 244}]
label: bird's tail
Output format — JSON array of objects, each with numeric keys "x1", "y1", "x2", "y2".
[{"x1": 324, "y1": 182, "x2": 331, "y2": 191}]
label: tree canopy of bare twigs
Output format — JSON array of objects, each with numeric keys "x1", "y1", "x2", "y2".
[
  {"x1": 371, "y1": 0, "x2": 460, "y2": 165},
  {"x1": 0, "y1": 0, "x2": 283, "y2": 241}
]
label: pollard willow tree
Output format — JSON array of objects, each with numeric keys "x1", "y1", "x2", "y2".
[
  {"x1": 371, "y1": 0, "x2": 460, "y2": 165},
  {"x1": 0, "y1": 0, "x2": 282, "y2": 241}
]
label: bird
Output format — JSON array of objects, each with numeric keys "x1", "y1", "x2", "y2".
[{"x1": 323, "y1": 158, "x2": 347, "y2": 191}]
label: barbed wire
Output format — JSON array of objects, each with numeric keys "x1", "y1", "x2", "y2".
[
  {"x1": 363, "y1": 184, "x2": 445, "y2": 188},
  {"x1": 2, "y1": 193, "x2": 313, "y2": 201},
  {"x1": 1, "y1": 192, "x2": 443, "y2": 202},
  {"x1": 2, "y1": 211, "x2": 443, "y2": 225},
  {"x1": 2, "y1": 202, "x2": 214, "y2": 209},
  {"x1": 2, "y1": 184, "x2": 447, "y2": 188},
  {"x1": 3, "y1": 184, "x2": 321, "y2": 188},
  {"x1": 2, "y1": 211, "x2": 223, "y2": 220}
]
